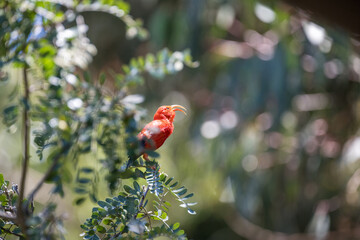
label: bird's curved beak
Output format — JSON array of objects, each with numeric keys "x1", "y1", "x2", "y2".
[{"x1": 171, "y1": 105, "x2": 187, "y2": 115}]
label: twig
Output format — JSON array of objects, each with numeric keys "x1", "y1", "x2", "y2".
[
  {"x1": 17, "y1": 66, "x2": 30, "y2": 238},
  {"x1": 138, "y1": 185, "x2": 150, "y2": 210},
  {"x1": 128, "y1": 165, "x2": 147, "y2": 169},
  {"x1": 28, "y1": 144, "x2": 70, "y2": 202},
  {"x1": 28, "y1": 122, "x2": 80, "y2": 203},
  {"x1": 142, "y1": 207, "x2": 153, "y2": 230}
]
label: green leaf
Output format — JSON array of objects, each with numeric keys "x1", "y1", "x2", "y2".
[
  {"x1": 158, "y1": 210, "x2": 168, "y2": 221},
  {"x1": 176, "y1": 229, "x2": 185, "y2": 236},
  {"x1": 96, "y1": 225, "x2": 106, "y2": 234},
  {"x1": 159, "y1": 173, "x2": 167, "y2": 182},
  {"x1": 123, "y1": 185, "x2": 133, "y2": 194},
  {"x1": 181, "y1": 193, "x2": 194, "y2": 200},
  {"x1": 133, "y1": 181, "x2": 140, "y2": 192},
  {"x1": 134, "y1": 168, "x2": 145, "y2": 178},
  {"x1": 187, "y1": 208, "x2": 196, "y2": 215},
  {"x1": 75, "y1": 197, "x2": 86, "y2": 205},
  {"x1": 80, "y1": 168, "x2": 94, "y2": 173},
  {"x1": 180, "y1": 202, "x2": 197, "y2": 207},
  {"x1": 98, "y1": 201, "x2": 111, "y2": 209},
  {"x1": 78, "y1": 178, "x2": 91, "y2": 184},
  {"x1": 172, "y1": 186, "x2": 185, "y2": 193},
  {"x1": 172, "y1": 222, "x2": 180, "y2": 230},
  {"x1": 165, "y1": 177, "x2": 173, "y2": 185},
  {"x1": 103, "y1": 219, "x2": 113, "y2": 225},
  {"x1": 0, "y1": 218, "x2": 5, "y2": 228},
  {"x1": 0, "y1": 174, "x2": 4, "y2": 186},
  {"x1": 99, "y1": 72, "x2": 106, "y2": 85},
  {"x1": 83, "y1": 71, "x2": 91, "y2": 82},
  {"x1": 0, "y1": 195, "x2": 6, "y2": 204},
  {"x1": 162, "y1": 176, "x2": 196, "y2": 215},
  {"x1": 2, "y1": 105, "x2": 18, "y2": 127},
  {"x1": 34, "y1": 136, "x2": 45, "y2": 146},
  {"x1": 118, "y1": 169, "x2": 137, "y2": 179},
  {"x1": 12, "y1": 227, "x2": 21, "y2": 234},
  {"x1": 170, "y1": 182, "x2": 178, "y2": 188},
  {"x1": 177, "y1": 188, "x2": 187, "y2": 196}
]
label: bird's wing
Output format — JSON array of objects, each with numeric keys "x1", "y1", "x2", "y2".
[{"x1": 138, "y1": 120, "x2": 174, "y2": 149}]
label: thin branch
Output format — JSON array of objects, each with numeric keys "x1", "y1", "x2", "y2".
[
  {"x1": 128, "y1": 165, "x2": 146, "y2": 169},
  {"x1": 138, "y1": 185, "x2": 150, "y2": 210},
  {"x1": 17, "y1": 65, "x2": 30, "y2": 238},
  {"x1": 0, "y1": 226, "x2": 23, "y2": 238},
  {"x1": 28, "y1": 122, "x2": 80, "y2": 203},
  {"x1": 28, "y1": 144, "x2": 70, "y2": 202},
  {"x1": 19, "y1": 66, "x2": 30, "y2": 202},
  {"x1": 0, "y1": 227, "x2": 23, "y2": 238}
]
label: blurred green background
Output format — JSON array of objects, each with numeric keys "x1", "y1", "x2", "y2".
[{"x1": 2, "y1": 0, "x2": 360, "y2": 239}]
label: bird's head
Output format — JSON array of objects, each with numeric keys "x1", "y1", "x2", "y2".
[{"x1": 153, "y1": 105, "x2": 187, "y2": 122}]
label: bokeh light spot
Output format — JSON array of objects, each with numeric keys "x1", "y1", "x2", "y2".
[
  {"x1": 312, "y1": 119, "x2": 328, "y2": 136},
  {"x1": 302, "y1": 55, "x2": 317, "y2": 72},
  {"x1": 220, "y1": 111, "x2": 238, "y2": 129},
  {"x1": 216, "y1": 4, "x2": 235, "y2": 29},
  {"x1": 324, "y1": 60, "x2": 343, "y2": 79},
  {"x1": 255, "y1": 3, "x2": 276, "y2": 23},
  {"x1": 256, "y1": 112, "x2": 273, "y2": 131},
  {"x1": 319, "y1": 37, "x2": 333, "y2": 53},
  {"x1": 342, "y1": 137, "x2": 360, "y2": 164},
  {"x1": 242, "y1": 155, "x2": 258, "y2": 172},
  {"x1": 49, "y1": 118, "x2": 59, "y2": 128},
  {"x1": 65, "y1": 74, "x2": 77, "y2": 85},
  {"x1": 293, "y1": 93, "x2": 329, "y2": 111},
  {"x1": 302, "y1": 21, "x2": 326, "y2": 45},
  {"x1": 173, "y1": 61, "x2": 184, "y2": 71},
  {"x1": 67, "y1": 98, "x2": 83, "y2": 110},
  {"x1": 281, "y1": 112, "x2": 297, "y2": 130},
  {"x1": 201, "y1": 120, "x2": 220, "y2": 139}
]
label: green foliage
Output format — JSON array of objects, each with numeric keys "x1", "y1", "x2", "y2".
[
  {"x1": 2, "y1": 105, "x2": 19, "y2": 128},
  {"x1": 144, "y1": 161, "x2": 196, "y2": 214},
  {"x1": 160, "y1": 175, "x2": 197, "y2": 216},
  {"x1": 117, "y1": 49, "x2": 198, "y2": 86},
  {"x1": 0, "y1": 174, "x2": 22, "y2": 238},
  {"x1": 80, "y1": 161, "x2": 194, "y2": 240},
  {"x1": 1, "y1": 83, "x2": 20, "y2": 129},
  {"x1": 145, "y1": 161, "x2": 164, "y2": 196},
  {"x1": 0, "y1": 0, "x2": 197, "y2": 239},
  {"x1": 26, "y1": 203, "x2": 65, "y2": 239}
]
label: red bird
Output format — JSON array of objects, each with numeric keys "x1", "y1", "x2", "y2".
[{"x1": 137, "y1": 105, "x2": 186, "y2": 160}]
